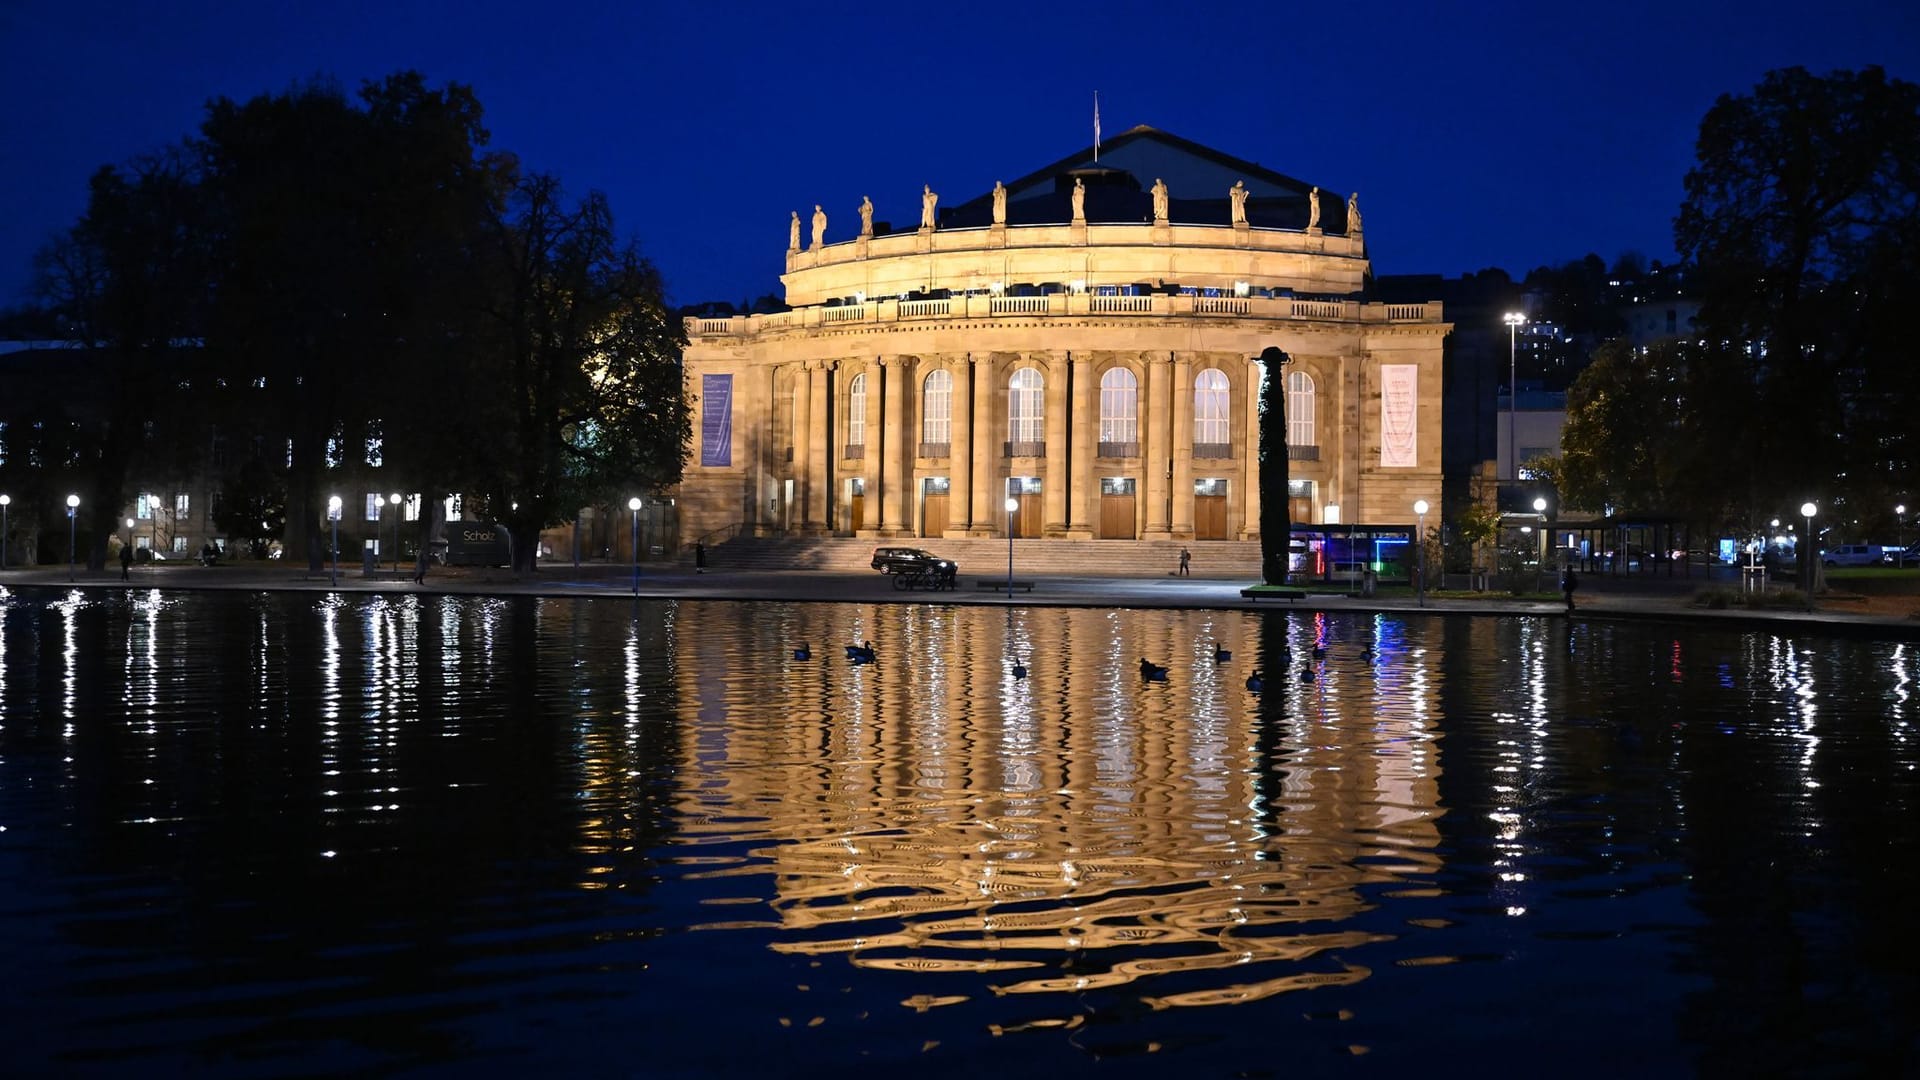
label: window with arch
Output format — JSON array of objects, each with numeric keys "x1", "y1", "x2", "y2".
[
  {"x1": 1008, "y1": 367, "x2": 1044, "y2": 446},
  {"x1": 1194, "y1": 368, "x2": 1230, "y2": 450},
  {"x1": 922, "y1": 369, "x2": 952, "y2": 446},
  {"x1": 847, "y1": 373, "x2": 866, "y2": 448},
  {"x1": 1099, "y1": 367, "x2": 1137, "y2": 452},
  {"x1": 1287, "y1": 370, "x2": 1315, "y2": 446}
]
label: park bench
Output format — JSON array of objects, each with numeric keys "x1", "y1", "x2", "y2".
[
  {"x1": 975, "y1": 580, "x2": 1035, "y2": 593},
  {"x1": 1240, "y1": 586, "x2": 1306, "y2": 602}
]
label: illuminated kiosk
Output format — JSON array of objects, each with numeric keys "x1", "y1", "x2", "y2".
[{"x1": 682, "y1": 126, "x2": 1447, "y2": 551}]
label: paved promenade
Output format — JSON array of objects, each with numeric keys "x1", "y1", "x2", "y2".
[{"x1": 4, "y1": 558, "x2": 1917, "y2": 639}]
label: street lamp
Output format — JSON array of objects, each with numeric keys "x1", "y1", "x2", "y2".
[
  {"x1": 1503, "y1": 312, "x2": 1525, "y2": 480},
  {"x1": 1801, "y1": 501, "x2": 1817, "y2": 607},
  {"x1": 1532, "y1": 495, "x2": 1549, "y2": 593},
  {"x1": 388, "y1": 493, "x2": 402, "y2": 573},
  {"x1": 1005, "y1": 496, "x2": 1019, "y2": 596},
  {"x1": 628, "y1": 497, "x2": 642, "y2": 595},
  {"x1": 65, "y1": 494, "x2": 80, "y2": 581},
  {"x1": 1413, "y1": 499, "x2": 1429, "y2": 607},
  {"x1": 327, "y1": 495, "x2": 342, "y2": 587},
  {"x1": 1898, "y1": 503, "x2": 1908, "y2": 569},
  {"x1": 125, "y1": 518, "x2": 135, "y2": 574},
  {"x1": 0, "y1": 493, "x2": 10, "y2": 572}
]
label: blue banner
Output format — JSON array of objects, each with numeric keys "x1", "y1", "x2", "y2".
[{"x1": 700, "y1": 374, "x2": 732, "y2": 467}]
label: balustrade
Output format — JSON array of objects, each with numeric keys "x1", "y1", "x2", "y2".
[
  {"x1": 1192, "y1": 443, "x2": 1233, "y2": 459},
  {"x1": 684, "y1": 298, "x2": 1438, "y2": 336}
]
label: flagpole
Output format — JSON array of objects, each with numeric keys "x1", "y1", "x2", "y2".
[{"x1": 1093, "y1": 91, "x2": 1101, "y2": 162}]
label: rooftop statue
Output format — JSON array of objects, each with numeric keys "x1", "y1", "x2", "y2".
[
  {"x1": 1152, "y1": 177, "x2": 1168, "y2": 222},
  {"x1": 991, "y1": 181, "x2": 1006, "y2": 225},
  {"x1": 1229, "y1": 180, "x2": 1248, "y2": 225},
  {"x1": 921, "y1": 185, "x2": 938, "y2": 230},
  {"x1": 859, "y1": 195, "x2": 873, "y2": 237},
  {"x1": 1348, "y1": 192, "x2": 1362, "y2": 234},
  {"x1": 811, "y1": 204, "x2": 827, "y2": 250},
  {"x1": 1071, "y1": 177, "x2": 1085, "y2": 221},
  {"x1": 1307, "y1": 186, "x2": 1321, "y2": 230},
  {"x1": 789, "y1": 210, "x2": 800, "y2": 253}
]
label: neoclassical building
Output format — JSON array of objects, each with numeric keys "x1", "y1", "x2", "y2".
[{"x1": 681, "y1": 126, "x2": 1448, "y2": 545}]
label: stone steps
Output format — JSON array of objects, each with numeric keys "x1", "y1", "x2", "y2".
[{"x1": 686, "y1": 536, "x2": 1265, "y2": 579}]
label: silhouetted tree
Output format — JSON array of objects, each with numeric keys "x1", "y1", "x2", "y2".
[{"x1": 1258, "y1": 347, "x2": 1291, "y2": 584}]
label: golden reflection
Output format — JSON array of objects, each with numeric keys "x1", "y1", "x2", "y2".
[{"x1": 668, "y1": 605, "x2": 1445, "y2": 1005}]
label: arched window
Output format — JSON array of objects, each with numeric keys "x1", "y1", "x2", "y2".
[
  {"x1": 1287, "y1": 370, "x2": 1315, "y2": 446},
  {"x1": 847, "y1": 373, "x2": 866, "y2": 448},
  {"x1": 1194, "y1": 368, "x2": 1229, "y2": 448},
  {"x1": 1099, "y1": 367, "x2": 1137, "y2": 453},
  {"x1": 1009, "y1": 367, "x2": 1044, "y2": 446},
  {"x1": 922, "y1": 369, "x2": 952, "y2": 446}
]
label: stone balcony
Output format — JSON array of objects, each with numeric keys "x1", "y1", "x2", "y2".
[{"x1": 686, "y1": 294, "x2": 1442, "y2": 339}]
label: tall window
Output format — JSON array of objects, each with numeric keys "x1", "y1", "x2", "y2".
[
  {"x1": 1194, "y1": 368, "x2": 1229, "y2": 445},
  {"x1": 1009, "y1": 367, "x2": 1044, "y2": 444},
  {"x1": 922, "y1": 369, "x2": 952, "y2": 444},
  {"x1": 1287, "y1": 370, "x2": 1315, "y2": 446},
  {"x1": 1099, "y1": 367, "x2": 1137, "y2": 445},
  {"x1": 847, "y1": 373, "x2": 866, "y2": 446}
]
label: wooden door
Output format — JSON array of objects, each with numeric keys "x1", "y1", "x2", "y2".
[
  {"x1": 1100, "y1": 495, "x2": 1137, "y2": 539},
  {"x1": 1014, "y1": 493, "x2": 1042, "y2": 538},
  {"x1": 922, "y1": 494, "x2": 948, "y2": 537},
  {"x1": 1194, "y1": 495, "x2": 1227, "y2": 540},
  {"x1": 849, "y1": 494, "x2": 864, "y2": 532}
]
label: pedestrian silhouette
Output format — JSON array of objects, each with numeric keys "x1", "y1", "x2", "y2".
[
  {"x1": 119, "y1": 543, "x2": 132, "y2": 581},
  {"x1": 1561, "y1": 566, "x2": 1579, "y2": 612},
  {"x1": 1178, "y1": 546, "x2": 1191, "y2": 576}
]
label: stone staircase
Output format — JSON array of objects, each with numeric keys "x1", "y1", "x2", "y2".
[{"x1": 683, "y1": 535, "x2": 1265, "y2": 579}]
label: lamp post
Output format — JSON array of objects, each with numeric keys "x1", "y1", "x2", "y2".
[
  {"x1": 1800, "y1": 501, "x2": 1818, "y2": 607},
  {"x1": 388, "y1": 493, "x2": 402, "y2": 573},
  {"x1": 1005, "y1": 496, "x2": 1019, "y2": 596},
  {"x1": 125, "y1": 517, "x2": 135, "y2": 573},
  {"x1": 628, "y1": 497, "x2": 642, "y2": 595},
  {"x1": 1414, "y1": 499, "x2": 1429, "y2": 607},
  {"x1": 327, "y1": 496, "x2": 342, "y2": 587},
  {"x1": 1898, "y1": 503, "x2": 1908, "y2": 569},
  {"x1": 1532, "y1": 496, "x2": 1549, "y2": 593},
  {"x1": 1503, "y1": 312, "x2": 1525, "y2": 480},
  {"x1": 65, "y1": 494, "x2": 79, "y2": 582},
  {"x1": 1, "y1": 493, "x2": 10, "y2": 572}
]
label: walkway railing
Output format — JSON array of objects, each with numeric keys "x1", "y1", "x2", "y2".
[{"x1": 688, "y1": 295, "x2": 1443, "y2": 337}]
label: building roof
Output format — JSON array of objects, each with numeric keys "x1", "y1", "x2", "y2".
[{"x1": 942, "y1": 125, "x2": 1351, "y2": 232}]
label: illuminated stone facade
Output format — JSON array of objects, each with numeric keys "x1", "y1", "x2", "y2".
[{"x1": 682, "y1": 127, "x2": 1449, "y2": 544}]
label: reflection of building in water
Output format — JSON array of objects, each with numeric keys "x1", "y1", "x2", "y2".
[{"x1": 668, "y1": 605, "x2": 1443, "y2": 1005}]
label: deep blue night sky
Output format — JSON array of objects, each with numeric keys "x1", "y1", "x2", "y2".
[{"x1": 3, "y1": 0, "x2": 1917, "y2": 310}]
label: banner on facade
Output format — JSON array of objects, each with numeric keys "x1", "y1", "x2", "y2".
[
  {"x1": 1380, "y1": 365, "x2": 1417, "y2": 468},
  {"x1": 700, "y1": 374, "x2": 733, "y2": 467}
]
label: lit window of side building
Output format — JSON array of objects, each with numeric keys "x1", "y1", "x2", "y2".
[{"x1": 681, "y1": 126, "x2": 1448, "y2": 545}]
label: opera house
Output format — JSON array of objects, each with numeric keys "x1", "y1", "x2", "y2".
[{"x1": 681, "y1": 126, "x2": 1447, "y2": 547}]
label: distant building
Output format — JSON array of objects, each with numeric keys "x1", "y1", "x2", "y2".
[{"x1": 681, "y1": 126, "x2": 1449, "y2": 546}]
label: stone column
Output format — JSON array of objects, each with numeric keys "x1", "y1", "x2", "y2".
[
  {"x1": 881, "y1": 356, "x2": 910, "y2": 534},
  {"x1": 970, "y1": 355, "x2": 998, "y2": 535},
  {"x1": 1043, "y1": 352, "x2": 1068, "y2": 534},
  {"x1": 791, "y1": 362, "x2": 812, "y2": 533},
  {"x1": 805, "y1": 361, "x2": 831, "y2": 534},
  {"x1": 860, "y1": 360, "x2": 883, "y2": 538},
  {"x1": 947, "y1": 355, "x2": 973, "y2": 537},
  {"x1": 1067, "y1": 351, "x2": 1095, "y2": 538},
  {"x1": 1241, "y1": 354, "x2": 1262, "y2": 540},
  {"x1": 1143, "y1": 353, "x2": 1172, "y2": 537},
  {"x1": 1170, "y1": 354, "x2": 1194, "y2": 538}
]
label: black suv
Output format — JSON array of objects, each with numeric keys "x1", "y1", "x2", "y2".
[{"x1": 871, "y1": 546, "x2": 956, "y2": 575}]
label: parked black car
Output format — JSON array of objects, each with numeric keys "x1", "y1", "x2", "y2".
[{"x1": 871, "y1": 546, "x2": 957, "y2": 576}]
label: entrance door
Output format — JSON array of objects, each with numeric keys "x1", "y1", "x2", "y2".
[
  {"x1": 1098, "y1": 477, "x2": 1137, "y2": 539},
  {"x1": 1194, "y1": 496, "x2": 1227, "y2": 539},
  {"x1": 847, "y1": 478, "x2": 865, "y2": 532},
  {"x1": 1014, "y1": 493, "x2": 1042, "y2": 538},
  {"x1": 922, "y1": 494, "x2": 948, "y2": 536}
]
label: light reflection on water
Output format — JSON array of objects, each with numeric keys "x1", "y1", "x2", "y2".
[{"x1": 0, "y1": 587, "x2": 1917, "y2": 1075}]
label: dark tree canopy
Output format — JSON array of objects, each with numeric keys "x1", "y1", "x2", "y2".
[{"x1": 1257, "y1": 347, "x2": 1291, "y2": 585}]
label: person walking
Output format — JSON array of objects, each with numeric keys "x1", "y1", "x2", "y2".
[
  {"x1": 1178, "y1": 546, "x2": 1192, "y2": 577},
  {"x1": 695, "y1": 542, "x2": 707, "y2": 574},
  {"x1": 1561, "y1": 565, "x2": 1579, "y2": 612},
  {"x1": 119, "y1": 542, "x2": 133, "y2": 581}
]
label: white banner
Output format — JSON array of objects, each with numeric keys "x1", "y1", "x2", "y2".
[{"x1": 1380, "y1": 365, "x2": 1418, "y2": 467}]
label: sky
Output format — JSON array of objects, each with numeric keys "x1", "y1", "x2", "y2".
[{"x1": 3, "y1": 0, "x2": 1918, "y2": 310}]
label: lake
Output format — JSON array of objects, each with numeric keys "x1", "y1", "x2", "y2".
[{"x1": 0, "y1": 586, "x2": 1915, "y2": 1076}]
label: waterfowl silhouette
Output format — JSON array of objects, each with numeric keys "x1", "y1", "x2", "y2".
[
  {"x1": 1245, "y1": 670, "x2": 1264, "y2": 693},
  {"x1": 1012, "y1": 657, "x2": 1028, "y2": 680},
  {"x1": 1138, "y1": 657, "x2": 1170, "y2": 682},
  {"x1": 847, "y1": 640, "x2": 877, "y2": 664},
  {"x1": 793, "y1": 643, "x2": 812, "y2": 661},
  {"x1": 1298, "y1": 667, "x2": 1316, "y2": 683},
  {"x1": 1212, "y1": 642, "x2": 1232, "y2": 664},
  {"x1": 1311, "y1": 645, "x2": 1327, "y2": 660}
]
